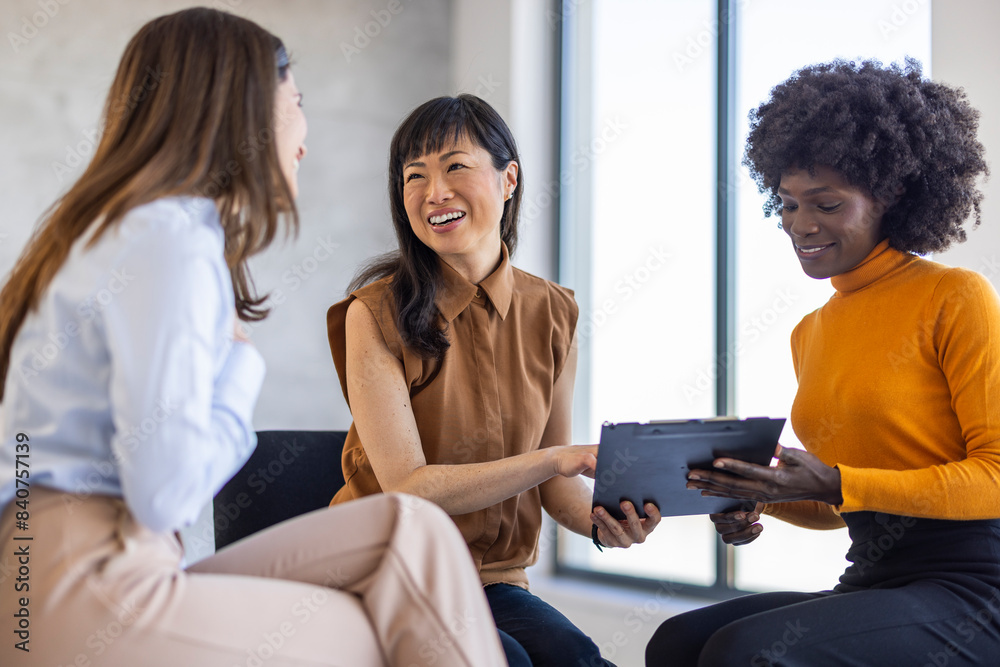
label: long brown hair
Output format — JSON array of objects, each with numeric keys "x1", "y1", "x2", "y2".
[
  {"x1": 353, "y1": 94, "x2": 523, "y2": 359},
  {"x1": 0, "y1": 8, "x2": 297, "y2": 400}
]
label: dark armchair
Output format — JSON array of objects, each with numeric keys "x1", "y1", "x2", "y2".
[{"x1": 213, "y1": 430, "x2": 347, "y2": 550}]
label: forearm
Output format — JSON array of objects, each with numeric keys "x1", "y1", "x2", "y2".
[
  {"x1": 763, "y1": 500, "x2": 846, "y2": 530},
  {"x1": 114, "y1": 343, "x2": 266, "y2": 532},
  {"x1": 541, "y1": 475, "x2": 595, "y2": 537},
  {"x1": 389, "y1": 447, "x2": 558, "y2": 516},
  {"x1": 839, "y1": 457, "x2": 1000, "y2": 519}
]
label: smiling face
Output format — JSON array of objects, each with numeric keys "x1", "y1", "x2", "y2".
[
  {"x1": 778, "y1": 165, "x2": 888, "y2": 279},
  {"x1": 274, "y1": 71, "x2": 307, "y2": 199},
  {"x1": 402, "y1": 134, "x2": 518, "y2": 279}
]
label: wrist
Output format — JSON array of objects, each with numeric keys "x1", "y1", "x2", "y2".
[
  {"x1": 542, "y1": 445, "x2": 564, "y2": 478},
  {"x1": 823, "y1": 466, "x2": 844, "y2": 505}
]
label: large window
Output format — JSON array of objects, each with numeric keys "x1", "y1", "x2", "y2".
[{"x1": 556, "y1": 0, "x2": 931, "y2": 596}]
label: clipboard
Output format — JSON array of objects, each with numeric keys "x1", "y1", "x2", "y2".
[{"x1": 591, "y1": 417, "x2": 785, "y2": 520}]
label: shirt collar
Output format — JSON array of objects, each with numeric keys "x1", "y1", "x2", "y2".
[
  {"x1": 436, "y1": 243, "x2": 514, "y2": 322},
  {"x1": 830, "y1": 239, "x2": 914, "y2": 294}
]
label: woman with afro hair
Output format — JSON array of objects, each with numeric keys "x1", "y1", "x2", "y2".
[{"x1": 646, "y1": 59, "x2": 999, "y2": 666}]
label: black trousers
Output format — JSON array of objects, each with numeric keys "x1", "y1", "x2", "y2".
[{"x1": 645, "y1": 512, "x2": 1000, "y2": 666}]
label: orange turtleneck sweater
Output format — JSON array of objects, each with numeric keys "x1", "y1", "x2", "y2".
[{"x1": 765, "y1": 239, "x2": 1000, "y2": 529}]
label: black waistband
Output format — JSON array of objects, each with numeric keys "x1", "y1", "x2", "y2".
[{"x1": 838, "y1": 511, "x2": 1000, "y2": 590}]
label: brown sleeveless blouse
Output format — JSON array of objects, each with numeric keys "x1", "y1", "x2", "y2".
[{"x1": 327, "y1": 244, "x2": 578, "y2": 587}]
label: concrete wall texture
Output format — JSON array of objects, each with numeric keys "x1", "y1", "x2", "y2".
[{"x1": 0, "y1": 0, "x2": 452, "y2": 435}]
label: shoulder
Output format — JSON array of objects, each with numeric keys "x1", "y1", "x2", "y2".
[
  {"x1": 103, "y1": 197, "x2": 226, "y2": 280},
  {"x1": 328, "y1": 275, "x2": 403, "y2": 355},
  {"x1": 80, "y1": 197, "x2": 229, "y2": 302},
  {"x1": 329, "y1": 276, "x2": 397, "y2": 333},
  {"x1": 901, "y1": 257, "x2": 999, "y2": 312},
  {"x1": 791, "y1": 308, "x2": 817, "y2": 344},
  {"x1": 512, "y1": 267, "x2": 579, "y2": 320},
  {"x1": 117, "y1": 197, "x2": 223, "y2": 251},
  {"x1": 924, "y1": 259, "x2": 996, "y2": 292},
  {"x1": 511, "y1": 268, "x2": 579, "y2": 366},
  {"x1": 352, "y1": 275, "x2": 396, "y2": 311},
  {"x1": 925, "y1": 263, "x2": 1000, "y2": 329}
]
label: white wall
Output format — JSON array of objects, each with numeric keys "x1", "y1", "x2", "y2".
[
  {"x1": 0, "y1": 0, "x2": 452, "y2": 558},
  {"x1": 934, "y1": 0, "x2": 1000, "y2": 278},
  {"x1": 0, "y1": 0, "x2": 451, "y2": 439},
  {"x1": 451, "y1": 0, "x2": 561, "y2": 280}
]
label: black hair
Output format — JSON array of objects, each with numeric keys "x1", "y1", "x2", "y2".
[
  {"x1": 743, "y1": 58, "x2": 988, "y2": 254},
  {"x1": 352, "y1": 94, "x2": 522, "y2": 359}
]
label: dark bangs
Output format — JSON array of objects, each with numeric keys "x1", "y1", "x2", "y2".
[
  {"x1": 393, "y1": 96, "x2": 513, "y2": 172},
  {"x1": 389, "y1": 94, "x2": 521, "y2": 255}
]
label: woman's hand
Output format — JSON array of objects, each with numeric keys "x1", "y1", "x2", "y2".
[
  {"x1": 686, "y1": 445, "x2": 843, "y2": 505},
  {"x1": 549, "y1": 444, "x2": 598, "y2": 479},
  {"x1": 709, "y1": 502, "x2": 764, "y2": 546},
  {"x1": 591, "y1": 501, "x2": 662, "y2": 548}
]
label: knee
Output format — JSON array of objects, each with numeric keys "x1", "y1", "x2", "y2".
[
  {"x1": 700, "y1": 621, "x2": 787, "y2": 667},
  {"x1": 646, "y1": 615, "x2": 703, "y2": 666},
  {"x1": 499, "y1": 633, "x2": 532, "y2": 667},
  {"x1": 534, "y1": 628, "x2": 606, "y2": 667},
  {"x1": 382, "y1": 493, "x2": 461, "y2": 542},
  {"x1": 647, "y1": 612, "x2": 771, "y2": 667},
  {"x1": 382, "y1": 492, "x2": 446, "y2": 524}
]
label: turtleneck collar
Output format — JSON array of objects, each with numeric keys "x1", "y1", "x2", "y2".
[{"x1": 830, "y1": 239, "x2": 915, "y2": 294}]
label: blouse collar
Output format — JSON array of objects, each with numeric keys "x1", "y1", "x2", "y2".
[
  {"x1": 830, "y1": 239, "x2": 915, "y2": 294},
  {"x1": 436, "y1": 243, "x2": 514, "y2": 322}
]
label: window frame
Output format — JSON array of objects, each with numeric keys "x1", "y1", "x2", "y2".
[{"x1": 552, "y1": 0, "x2": 758, "y2": 600}]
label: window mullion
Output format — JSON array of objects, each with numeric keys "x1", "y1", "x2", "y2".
[{"x1": 714, "y1": 0, "x2": 738, "y2": 592}]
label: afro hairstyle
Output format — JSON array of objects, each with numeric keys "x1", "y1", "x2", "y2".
[{"x1": 743, "y1": 58, "x2": 988, "y2": 254}]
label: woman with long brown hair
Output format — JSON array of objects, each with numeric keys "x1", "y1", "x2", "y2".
[{"x1": 0, "y1": 9, "x2": 504, "y2": 666}]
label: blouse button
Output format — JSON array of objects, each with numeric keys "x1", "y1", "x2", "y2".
[{"x1": 475, "y1": 288, "x2": 481, "y2": 298}]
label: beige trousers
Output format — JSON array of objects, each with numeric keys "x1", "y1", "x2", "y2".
[{"x1": 0, "y1": 487, "x2": 506, "y2": 666}]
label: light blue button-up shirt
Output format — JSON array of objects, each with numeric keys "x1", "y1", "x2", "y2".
[{"x1": 0, "y1": 196, "x2": 265, "y2": 532}]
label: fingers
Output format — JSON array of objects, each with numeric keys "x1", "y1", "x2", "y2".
[
  {"x1": 687, "y1": 469, "x2": 766, "y2": 502},
  {"x1": 708, "y1": 508, "x2": 763, "y2": 546},
  {"x1": 619, "y1": 501, "x2": 644, "y2": 543},
  {"x1": 708, "y1": 457, "x2": 773, "y2": 479},
  {"x1": 777, "y1": 444, "x2": 800, "y2": 464},
  {"x1": 776, "y1": 446, "x2": 810, "y2": 467},
  {"x1": 590, "y1": 506, "x2": 621, "y2": 546},
  {"x1": 709, "y1": 508, "x2": 760, "y2": 528},
  {"x1": 722, "y1": 523, "x2": 763, "y2": 546},
  {"x1": 554, "y1": 447, "x2": 598, "y2": 478},
  {"x1": 643, "y1": 502, "x2": 662, "y2": 531},
  {"x1": 579, "y1": 444, "x2": 599, "y2": 478},
  {"x1": 591, "y1": 501, "x2": 661, "y2": 548}
]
